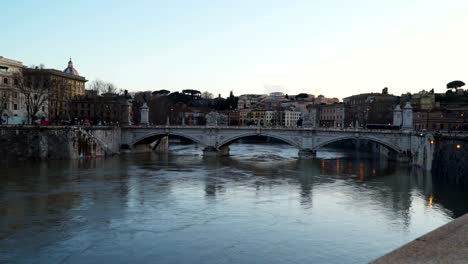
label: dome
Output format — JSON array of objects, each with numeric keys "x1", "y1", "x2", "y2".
[{"x1": 63, "y1": 57, "x2": 79, "y2": 75}]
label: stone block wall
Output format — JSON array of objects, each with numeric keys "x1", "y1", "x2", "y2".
[
  {"x1": 0, "y1": 126, "x2": 120, "y2": 161},
  {"x1": 432, "y1": 138, "x2": 468, "y2": 185}
]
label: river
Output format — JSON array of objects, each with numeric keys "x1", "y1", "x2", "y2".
[{"x1": 1, "y1": 143, "x2": 467, "y2": 263}]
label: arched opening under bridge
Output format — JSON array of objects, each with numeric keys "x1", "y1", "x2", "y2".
[
  {"x1": 215, "y1": 134, "x2": 301, "y2": 159},
  {"x1": 129, "y1": 132, "x2": 204, "y2": 155},
  {"x1": 312, "y1": 136, "x2": 404, "y2": 162}
]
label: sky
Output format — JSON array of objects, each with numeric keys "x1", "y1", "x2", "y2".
[{"x1": 3, "y1": 0, "x2": 468, "y2": 99}]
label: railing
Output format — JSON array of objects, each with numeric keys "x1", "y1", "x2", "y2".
[{"x1": 120, "y1": 125, "x2": 413, "y2": 134}]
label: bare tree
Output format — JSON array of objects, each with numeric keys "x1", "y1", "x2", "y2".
[
  {"x1": 0, "y1": 90, "x2": 10, "y2": 124},
  {"x1": 28, "y1": 64, "x2": 46, "y2": 69},
  {"x1": 88, "y1": 79, "x2": 118, "y2": 94},
  {"x1": 105, "y1": 82, "x2": 118, "y2": 94},
  {"x1": 0, "y1": 90, "x2": 9, "y2": 111},
  {"x1": 88, "y1": 79, "x2": 107, "y2": 95},
  {"x1": 13, "y1": 72, "x2": 49, "y2": 124}
]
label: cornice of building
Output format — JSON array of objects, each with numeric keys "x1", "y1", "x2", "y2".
[
  {"x1": 22, "y1": 68, "x2": 87, "y2": 82},
  {"x1": 0, "y1": 56, "x2": 23, "y2": 67}
]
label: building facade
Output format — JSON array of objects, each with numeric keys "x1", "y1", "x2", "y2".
[
  {"x1": 239, "y1": 109, "x2": 251, "y2": 125},
  {"x1": 318, "y1": 103, "x2": 345, "y2": 128},
  {"x1": 282, "y1": 111, "x2": 301, "y2": 127},
  {"x1": 22, "y1": 58, "x2": 87, "y2": 123},
  {"x1": 413, "y1": 107, "x2": 468, "y2": 131},
  {"x1": 344, "y1": 89, "x2": 397, "y2": 127},
  {"x1": 306, "y1": 103, "x2": 345, "y2": 128},
  {"x1": 0, "y1": 56, "x2": 28, "y2": 124},
  {"x1": 251, "y1": 110, "x2": 266, "y2": 125},
  {"x1": 69, "y1": 92, "x2": 132, "y2": 125},
  {"x1": 237, "y1": 94, "x2": 267, "y2": 109}
]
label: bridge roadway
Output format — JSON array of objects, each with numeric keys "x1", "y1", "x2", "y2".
[{"x1": 118, "y1": 125, "x2": 434, "y2": 169}]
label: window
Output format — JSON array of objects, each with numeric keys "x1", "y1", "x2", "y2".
[
  {"x1": 13, "y1": 104, "x2": 18, "y2": 110},
  {"x1": 3, "y1": 103, "x2": 7, "y2": 110},
  {"x1": 42, "y1": 106, "x2": 45, "y2": 112},
  {"x1": 3, "y1": 78, "x2": 8, "y2": 84},
  {"x1": 14, "y1": 79, "x2": 18, "y2": 85},
  {"x1": 13, "y1": 92, "x2": 18, "y2": 99}
]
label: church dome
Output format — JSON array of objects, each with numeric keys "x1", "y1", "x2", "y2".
[{"x1": 63, "y1": 57, "x2": 79, "y2": 75}]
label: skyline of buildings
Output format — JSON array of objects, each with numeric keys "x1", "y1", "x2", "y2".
[
  {"x1": 1, "y1": 54, "x2": 468, "y2": 131},
  {"x1": 2, "y1": 54, "x2": 465, "y2": 100}
]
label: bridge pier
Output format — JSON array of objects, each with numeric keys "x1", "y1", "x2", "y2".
[
  {"x1": 151, "y1": 136, "x2": 169, "y2": 153},
  {"x1": 203, "y1": 146, "x2": 230, "y2": 157},
  {"x1": 298, "y1": 149, "x2": 316, "y2": 158}
]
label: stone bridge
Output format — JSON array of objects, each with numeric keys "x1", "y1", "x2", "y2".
[{"x1": 118, "y1": 126, "x2": 435, "y2": 170}]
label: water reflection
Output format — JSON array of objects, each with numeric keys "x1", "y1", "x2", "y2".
[{"x1": 0, "y1": 143, "x2": 467, "y2": 264}]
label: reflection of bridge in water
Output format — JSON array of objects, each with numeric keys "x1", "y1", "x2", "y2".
[{"x1": 119, "y1": 126, "x2": 435, "y2": 169}]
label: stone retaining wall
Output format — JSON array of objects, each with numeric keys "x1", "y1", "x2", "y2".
[
  {"x1": 0, "y1": 126, "x2": 119, "y2": 161},
  {"x1": 432, "y1": 137, "x2": 468, "y2": 185}
]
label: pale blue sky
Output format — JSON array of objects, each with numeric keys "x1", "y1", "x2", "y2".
[{"x1": 3, "y1": 0, "x2": 468, "y2": 98}]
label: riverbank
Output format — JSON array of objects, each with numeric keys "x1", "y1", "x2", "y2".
[{"x1": 371, "y1": 213, "x2": 468, "y2": 263}]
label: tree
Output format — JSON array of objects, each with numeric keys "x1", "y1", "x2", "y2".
[
  {"x1": 152, "y1": 89, "x2": 171, "y2": 96},
  {"x1": 13, "y1": 72, "x2": 49, "y2": 124},
  {"x1": 295, "y1": 93, "x2": 308, "y2": 100},
  {"x1": 88, "y1": 79, "x2": 107, "y2": 94},
  {"x1": 29, "y1": 64, "x2": 46, "y2": 69},
  {"x1": 0, "y1": 90, "x2": 10, "y2": 123},
  {"x1": 447, "y1": 80, "x2": 465, "y2": 90},
  {"x1": 182, "y1": 89, "x2": 201, "y2": 99},
  {"x1": 226, "y1": 90, "x2": 238, "y2": 110},
  {"x1": 104, "y1": 82, "x2": 118, "y2": 94},
  {"x1": 88, "y1": 79, "x2": 118, "y2": 95},
  {"x1": 201, "y1": 91, "x2": 213, "y2": 99}
]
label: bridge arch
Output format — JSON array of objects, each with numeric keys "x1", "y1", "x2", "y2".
[
  {"x1": 217, "y1": 132, "x2": 302, "y2": 149},
  {"x1": 313, "y1": 135, "x2": 402, "y2": 153},
  {"x1": 131, "y1": 131, "x2": 206, "y2": 147}
]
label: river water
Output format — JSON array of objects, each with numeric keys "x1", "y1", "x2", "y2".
[{"x1": 1, "y1": 143, "x2": 468, "y2": 264}]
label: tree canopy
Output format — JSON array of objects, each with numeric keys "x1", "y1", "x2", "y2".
[
  {"x1": 182, "y1": 89, "x2": 201, "y2": 98},
  {"x1": 447, "y1": 80, "x2": 465, "y2": 90},
  {"x1": 295, "y1": 93, "x2": 308, "y2": 99},
  {"x1": 152, "y1": 89, "x2": 171, "y2": 95}
]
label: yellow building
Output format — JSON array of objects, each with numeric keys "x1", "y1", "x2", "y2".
[
  {"x1": 239, "y1": 109, "x2": 251, "y2": 125},
  {"x1": 251, "y1": 110, "x2": 267, "y2": 125}
]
